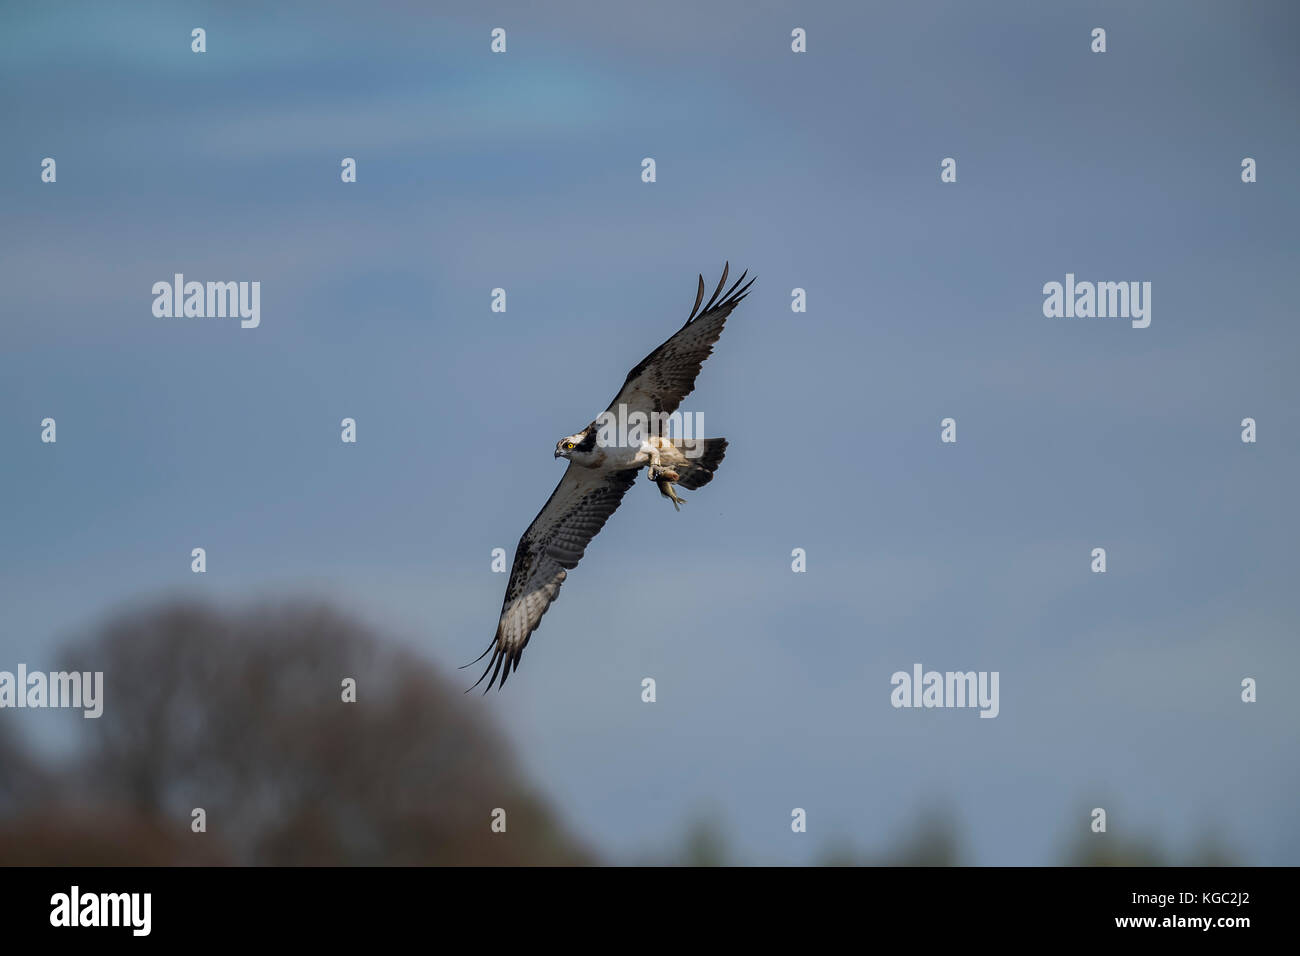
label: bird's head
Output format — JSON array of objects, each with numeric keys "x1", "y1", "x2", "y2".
[{"x1": 555, "y1": 429, "x2": 595, "y2": 461}]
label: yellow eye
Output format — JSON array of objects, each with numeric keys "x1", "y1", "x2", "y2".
[{"x1": 564, "y1": 442, "x2": 575, "y2": 450}]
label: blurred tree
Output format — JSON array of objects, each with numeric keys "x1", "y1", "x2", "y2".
[
  {"x1": 1059, "y1": 805, "x2": 1240, "y2": 866},
  {"x1": 816, "y1": 806, "x2": 964, "y2": 866},
  {"x1": 679, "y1": 816, "x2": 730, "y2": 867},
  {"x1": 0, "y1": 600, "x2": 591, "y2": 865},
  {"x1": 0, "y1": 722, "x2": 48, "y2": 816}
]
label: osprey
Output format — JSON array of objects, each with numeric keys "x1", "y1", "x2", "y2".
[{"x1": 469, "y1": 263, "x2": 755, "y2": 692}]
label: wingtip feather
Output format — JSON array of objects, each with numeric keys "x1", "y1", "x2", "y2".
[
  {"x1": 701, "y1": 262, "x2": 730, "y2": 314},
  {"x1": 686, "y1": 273, "x2": 706, "y2": 323}
]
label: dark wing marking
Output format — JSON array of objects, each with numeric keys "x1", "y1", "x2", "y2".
[
  {"x1": 469, "y1": 464, "x2": 638, "y2": 692},
  {"x1": 605, "y1": 262, "x2": 755, "y2": 417}
]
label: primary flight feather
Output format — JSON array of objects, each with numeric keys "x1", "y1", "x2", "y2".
[{"x1": 468, "y1": 263, "x2": 755, "y2": 692}]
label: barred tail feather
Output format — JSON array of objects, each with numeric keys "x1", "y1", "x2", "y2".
[{"x1": 672, "y1": 438, "x2": 727, "y2": 490}]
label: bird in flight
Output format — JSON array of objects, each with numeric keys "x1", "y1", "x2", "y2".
[{"x1": 468, "y1": 263, "x2": 755, "y2": 692}]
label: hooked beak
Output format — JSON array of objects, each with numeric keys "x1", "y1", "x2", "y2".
[{"x1": 554, "y1": 449, "x2": 561, "y2": 459}]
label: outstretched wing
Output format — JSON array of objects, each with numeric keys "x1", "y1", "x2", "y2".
[
  {"x1": 606, "y1": 262, "x2": 755, "y2": 417},
  {"x1": 470, "y1": 463, "x2": 638, "y2": 692}
]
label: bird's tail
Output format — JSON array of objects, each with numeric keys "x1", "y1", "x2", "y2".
[{"x1": 671, "y1": 438, "x2": 728, "y2": 490}]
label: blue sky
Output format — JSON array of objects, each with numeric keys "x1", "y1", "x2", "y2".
[{"x1": 2, "y1": 0, "x2": 1297, "y2": 863}]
